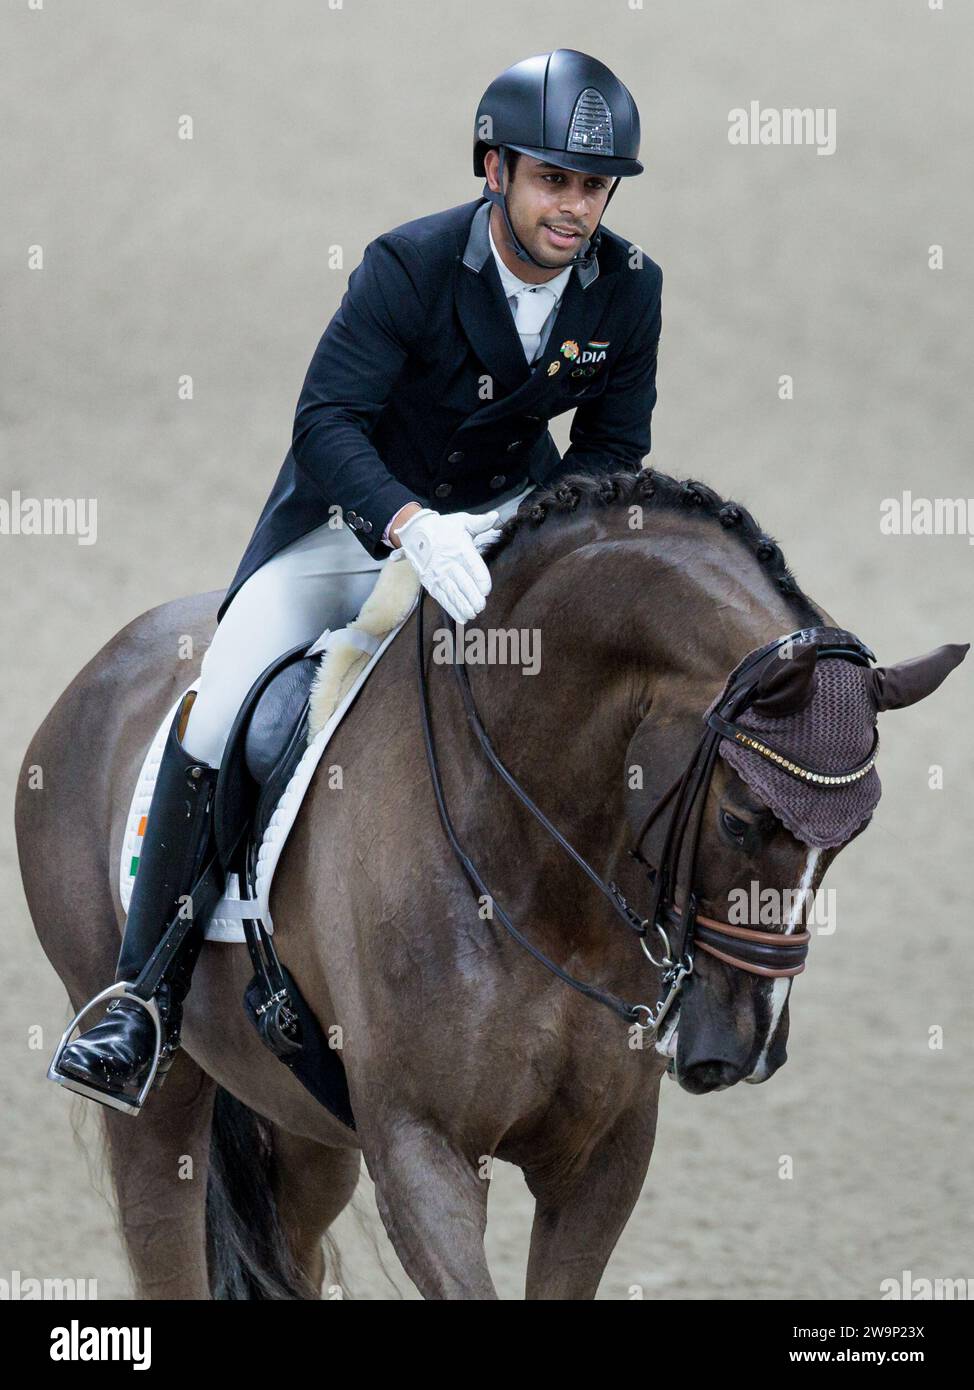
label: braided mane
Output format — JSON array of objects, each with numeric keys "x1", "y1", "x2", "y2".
[{"x1": 488, "y1": 467, "x2": 822, "y2": 628}]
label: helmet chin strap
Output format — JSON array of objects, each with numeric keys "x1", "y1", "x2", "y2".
[{"x1": 481, "y1": 145, "x2": 619, "y2": 272}]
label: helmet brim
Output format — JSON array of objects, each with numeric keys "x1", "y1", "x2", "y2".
[{"x1": 503, "y1": 143, "x2": 643, "y2": 177}]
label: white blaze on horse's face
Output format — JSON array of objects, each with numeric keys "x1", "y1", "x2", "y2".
[{"x1": 745, "y1": 848, "x2": 822, "y2": 1084}]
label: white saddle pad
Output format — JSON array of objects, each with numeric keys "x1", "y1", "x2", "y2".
[{"x1": 119, "y1": 556, "x2": 421, "y2": 942}]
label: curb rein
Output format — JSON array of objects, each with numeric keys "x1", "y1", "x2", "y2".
[{"x1": 416, "y1": 599, "x2": 876, "y2": 1036}]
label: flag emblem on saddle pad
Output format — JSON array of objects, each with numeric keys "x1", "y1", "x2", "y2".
[{"x1": 129, "y1": 814, "x2": 148, "y2": 878}]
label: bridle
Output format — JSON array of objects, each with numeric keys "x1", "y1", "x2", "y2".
[
  {"x1": 417, "y1": 600, "x2": 876, "y2": 1035},
  {"x1": 629, "y1": 625, "x2": 877, "y2": 1027}
]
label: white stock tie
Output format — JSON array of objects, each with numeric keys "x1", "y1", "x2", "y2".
[{"x1": 512, "y1": 285, "x2": 556, "y2": 363}]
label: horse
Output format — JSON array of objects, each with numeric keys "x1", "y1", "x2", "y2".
[{"x1": 16, "y1": 468, "x2": 966, "y2": 1300}]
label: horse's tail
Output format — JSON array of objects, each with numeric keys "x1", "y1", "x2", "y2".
[{"x1": 205, "y1": 1085, "x2": 317, "y2": 1300}]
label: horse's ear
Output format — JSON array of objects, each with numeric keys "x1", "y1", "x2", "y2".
[
  {"x1": 750, "y1": 642, "x2": 818, "y2": 716},
  {"x1": 866, "y1": 642, "x2": 970, "y2": 712}
]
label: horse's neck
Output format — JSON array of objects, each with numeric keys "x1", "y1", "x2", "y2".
[
  {"x1": 488, "y1": 518, "x2": 802, "y2": 702},
  {"x1": 444, "y1": 536, "x2": 718, "y2": 869},
  {"x1": 402, "y1": 519, "x2": 808, "y2": 964}
]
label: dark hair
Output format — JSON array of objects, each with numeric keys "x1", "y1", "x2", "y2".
[{"x1": 504, "y1": 148, "x2": 521, "y2": 181}]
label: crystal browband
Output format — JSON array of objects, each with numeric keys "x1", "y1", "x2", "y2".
[{"x1": 707, "y1": 714, "x2": 880, "y2": 786}]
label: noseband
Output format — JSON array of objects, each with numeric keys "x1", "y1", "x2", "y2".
[{"x1": 417, "y1": 603, "x2": 875, "y2": 1035}]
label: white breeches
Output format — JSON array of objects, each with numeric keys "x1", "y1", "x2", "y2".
[{"x1": 182, "y1": 487, "x2": 530, "y2": 767}]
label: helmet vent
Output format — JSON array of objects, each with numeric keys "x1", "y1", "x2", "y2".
[{"x1": 566, "y1": 88, "x2": 614, "y2": 156}]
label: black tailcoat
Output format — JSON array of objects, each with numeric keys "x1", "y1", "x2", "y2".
[{"x1": 219, "y1": 198, "x2": 662, "y2": 620}]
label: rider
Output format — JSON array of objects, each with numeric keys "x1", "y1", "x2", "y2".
[{"x1": 53, "y1": 48, "x2": 663, "y2": 1108}]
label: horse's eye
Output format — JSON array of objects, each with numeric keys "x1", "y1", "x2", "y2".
[{"x1": 721, "y1": 810, "x2": 749, "y2": 841}]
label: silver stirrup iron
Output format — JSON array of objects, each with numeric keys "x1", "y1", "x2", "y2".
[{"x1": 47, "y1": 983, "x2": 163, "y2": 1116}]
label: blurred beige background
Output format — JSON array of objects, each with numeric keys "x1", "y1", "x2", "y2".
[{"x1": 2, "y1": 0, "x2": 972, "y2": 1299}]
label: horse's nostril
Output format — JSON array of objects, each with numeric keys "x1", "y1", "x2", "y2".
[{"x1": 681, "y1": 1059, "x2": 743, "y2": 1092}]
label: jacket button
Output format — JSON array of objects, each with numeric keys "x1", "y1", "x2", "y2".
[
  {"x1": 489, "y1": 475, "x2": 507, "y2": 490},
  {"x1": 448, "y1": 451, "x2": 465, "y2": 463},
  {"x1": 506, "y1": 440, "x2": 523, "y2": 452},
  {"x1": 362, "y1": 519, "x2": 373, "y2": 533},
  {"x1": 434, "y1": 483, "x2": 453, "y2": 498}
]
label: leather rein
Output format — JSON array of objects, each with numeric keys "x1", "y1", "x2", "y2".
[{"x1": 416, "y1": 599, "x2": 876, "y2": 1035}]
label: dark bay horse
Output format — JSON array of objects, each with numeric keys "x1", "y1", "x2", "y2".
[{"x1": 16, "y1": 469, "x2": 966, "y2": 1299}]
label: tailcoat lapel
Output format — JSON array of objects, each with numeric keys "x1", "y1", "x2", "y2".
[
  {"x1": 454, "y1": 251, "x2": 532, "y2": 397},
  {"x1": 455, "y1": 200, "x2": 612, "y2": 425}
]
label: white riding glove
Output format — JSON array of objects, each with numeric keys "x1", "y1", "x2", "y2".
[{"x1": 395, "y1": 508, "x2": 502, "y2": 624}]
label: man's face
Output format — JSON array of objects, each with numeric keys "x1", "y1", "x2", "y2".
[{"x1": 485, "y1": 149, "x2": 613, "y2": 267}]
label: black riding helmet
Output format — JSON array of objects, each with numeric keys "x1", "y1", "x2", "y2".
[{"x1": 474, "y1": 49, "x2": 644, "y2": 270}]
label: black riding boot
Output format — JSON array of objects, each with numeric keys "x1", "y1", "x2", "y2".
[{"x1": 54, "y1": 692, "x2": 218, "y2": 1104}]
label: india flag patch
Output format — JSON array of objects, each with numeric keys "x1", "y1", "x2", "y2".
[
  {"x1": 129, "y1": 815, "x2": 148, "y2": 879},
  {"x1": 119, "y1": 685, "x2": 199, "y2": 912}
]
